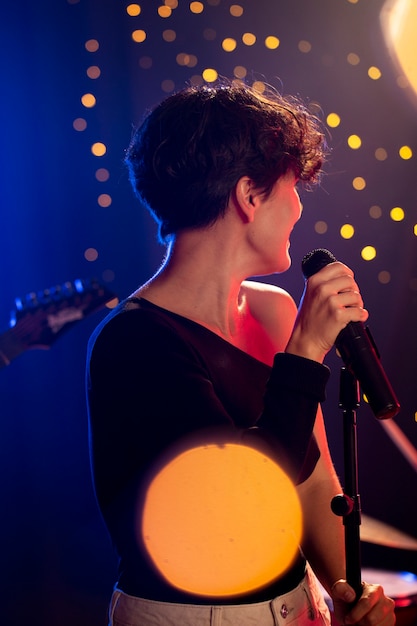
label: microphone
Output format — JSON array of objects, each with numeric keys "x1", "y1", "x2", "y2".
[{"x1": 301, "y1": 249, "x2": 400, "y2": 420}]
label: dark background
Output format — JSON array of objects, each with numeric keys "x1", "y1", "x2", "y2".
[{"x1": 1, "y1": 1, "x2": 416, "y2": 624}]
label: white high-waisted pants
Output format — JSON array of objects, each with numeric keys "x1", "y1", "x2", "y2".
[{"x1": 108, "y1": 564, "x2": 331, "y2": 626}]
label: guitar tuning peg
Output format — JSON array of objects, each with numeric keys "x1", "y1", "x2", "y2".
[
  {"x1": 61, "y1": 281, "x2": 75, "y2": 297},
  {"x1": 25, "y1": 292, "x2": 38, "y2": 308},
  {"x1": 38, "y1": 288, "x2": 52, "y2": 304},
  {"x1": 43, "y1": 285, "x2": 57, "y2": 302},
  {"x1": 14, "y1": 297, "x2": 24, "y2": 312},
  {"x1": 74, "y1": 278, "x2": 85, "y2": 293},
  {"x1": 81, "y1": 278, "x2": 100, "y2": 291}
]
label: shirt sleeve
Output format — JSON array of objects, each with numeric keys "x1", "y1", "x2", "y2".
[{"x1": 257, "y1": 352, "x2": 330, "y2": 482}]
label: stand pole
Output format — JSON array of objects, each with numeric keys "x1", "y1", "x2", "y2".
[{"x1": 331, "y1": 367, "x2": 363, "y2": 600}]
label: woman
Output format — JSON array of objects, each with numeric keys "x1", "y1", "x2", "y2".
[{"x1": 86, "y1": 81, "x2": 395, "y2": 625}]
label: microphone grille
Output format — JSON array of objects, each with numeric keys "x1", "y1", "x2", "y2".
[{"x1": 301, "y1": 248, "x2": 336, "y2": 279}]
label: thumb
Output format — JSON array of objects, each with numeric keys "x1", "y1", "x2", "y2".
[{"x1": 331, "y1": 579, "x2": 357, "y2": 604}]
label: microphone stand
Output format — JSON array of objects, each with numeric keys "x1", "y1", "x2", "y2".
[{"x1": 331, "y1": 367, "x2": 363, "y2": 600}]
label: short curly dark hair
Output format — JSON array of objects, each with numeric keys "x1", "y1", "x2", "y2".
[{"x1": 125, "y1": 81, "x2": 326, "y2": 242}]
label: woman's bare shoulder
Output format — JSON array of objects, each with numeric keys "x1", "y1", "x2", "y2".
[
  {"x1": 242, "y1": 280, "x2": 297, "y2": 314},
  {"x1": 241, "y1": 280, "x2": 298, "y2": 350}
]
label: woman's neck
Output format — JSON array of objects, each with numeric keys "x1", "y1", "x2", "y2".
[{"x1": 133, "y1": 232, "x2": 250, "y2": 339}]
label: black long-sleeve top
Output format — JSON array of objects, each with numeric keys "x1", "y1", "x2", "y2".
[{"x1": 86, "y1": 297, "x2": 330, "y2": 603}]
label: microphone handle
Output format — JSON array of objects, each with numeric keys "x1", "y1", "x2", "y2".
[
  {"x1": 336, "y1": 322, "x2": 400, "y2": 420},
  {"x1": 301, "y1": 248, "x2": 400, "y2": 420}
]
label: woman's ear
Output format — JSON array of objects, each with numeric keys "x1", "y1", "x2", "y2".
[{"x1": 234, "y1": 176, "x2": 258, "y2": 223}]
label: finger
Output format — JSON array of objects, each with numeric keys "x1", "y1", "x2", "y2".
[
  {"x1": 313, "y1": 260, "x2": 353, "y2": 276},
  {"x1": 331, "y1": 579, "x2": 356, "y2": 604},
  {"x1": 330, "y1": 289, "x2": 364, "y2": 308},
  {"x1": 308, "y1": 268, "x2": 356, "y2": 291},
  {"x1": 345, "y1": 598, "x2": 395, "y2": 626},
  {"x1": 331, "y1": 581, "x2": 358, "y2": 625},
  {"x1": 307, "y1": 273, "x2": 361, "y2": 305},
  {"x1": 344, "y1": 583, "x2": 396, "y2": 625},
  {"x1": 330, "y1": 294, "x2": 369, "y2": 323}
]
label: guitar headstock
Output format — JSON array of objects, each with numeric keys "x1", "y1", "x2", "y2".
[{"x1": 9, "y1": 278, "x2": 118, "y2": 350}]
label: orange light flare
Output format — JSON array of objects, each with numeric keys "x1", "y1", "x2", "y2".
[
  {"x1": 138, "y1": 441, "x2": 302, "y2": 598},
  {"x1": 381, "y1": 0, "x2": 417, "y2": 101}
]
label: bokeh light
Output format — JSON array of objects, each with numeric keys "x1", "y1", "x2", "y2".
[
  {"x1": 347, "y1": 52, "x2": 360, "y2": 65},
  {"x1": 352, "y1": 176, "x2": 366, "y2": 190},
  {"x1": 399, "y1": 145, "x2": 413, "y2": 159},
  {"x1": 265, "y1": 36, "x2": 280, "y2": 50},
  {"x1": 368, "y1": 66, "x2": 382, "y2": 80},
  {"x1": 348, "y1": 134, "x2": 362, "y2": 149},
  {"x1": 381, "y1": 0, "x2": 417, "y2": 100},
  {"x1": 132, "y1": 29, "x2": 147, "y2": 43},
  {"x1": 375, "y1": 148, "x2": 388, "y2": 161},
  {"x1": 230, "y1": 4, "x2": 244, "y2": 17},
  {"x1": 341, "y1": 224, "x2": 355, "y2": 239},
  {"x1": 361, "y1": 246, "x2": 377, "y2": 261},
  {"x1": 315, "y1": 221, "x2": 328, "y2": 234},
  {"x1": 190, "y1": 1, "x2": 204, "y2": 14},
  {"x1": 85, "y1": 38, "x2": 99, "y2": 52},
  {"x1": 139, "y1": 56, "x2": 153, "y2": 69},
  {"x1": 390, "y1": 207, "x2": 405, "y2": 221},
  {"x1": 299, "y1": 40, "x2": 312, "y2": 53},
  {"x1": 158, "y1": 5, "x2": 172, "y2": 17},
  {"x1": 95, "y1": 168, "x2": 110, "y2": 182},
  {"x1": 161, "y1": 79, "x2": 175, "y2": 93},
  {"x1": 242, "y1": 33, "x2": 256, "y2": 46},
  {"x1": 163, "y1": 29, "x2": 176, "y2": 42},
  {"x1": 73, "y1": 118, "x2": 87, "y2": 131},
  {"x1": 327, "y1": 112, "x2": 341, "y2": 127},
  {"x1": 91, "y1": 142, "x2": 107, "y2": 156},
  {"x1": 202, "y1": 68, "x2": 218, "y2": 82},
  {"x1": 87, "y1": 65, "x2": 101, "y2": 79},
  {"x1": 378, "y1": 270, "x2": 391, "y2": 284},
  {"x1": 84, "y1": 247, "x2": 99, "y2": 261},
  {"x1": 234, "y1": 65, "x2": 247, "y2": 78},
  {"x1": 81, "y1": 93, "x2": 96, "y2": 108},
  {"x1": 253, "y1": 80, "x2": 266, "y2": 94},
  {"x1": 141, "y1": 444, "x2": 302, "y2": 597},
  {"x1": 126, "y1": 3, "x2": 141, "y2": 16},
  {"x1": 222, "y1": 38, "x2": 237, "y2": 52},
  {"x1": 370, "y1": 205, "x2": 382, "y2": 219},
  {"x1": 98, "y1": 193, "x2": 112, "y2": 208}
]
